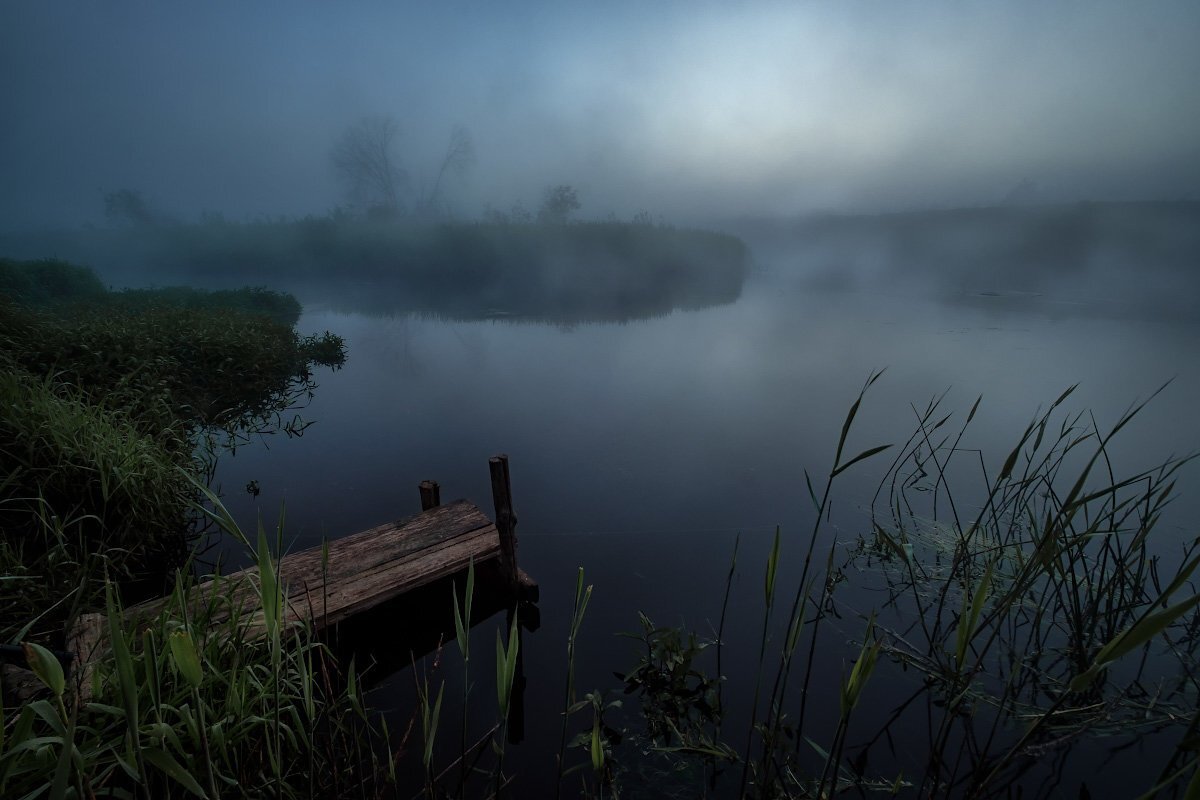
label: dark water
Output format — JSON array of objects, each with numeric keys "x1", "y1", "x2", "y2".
[{"x1": 211, "y1": 256, "x2": 1199, "y2": 796}]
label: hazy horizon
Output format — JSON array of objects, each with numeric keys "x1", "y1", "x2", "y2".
[{"x1": 3, "y1": 1, "x2": 1199, "y2": 232}]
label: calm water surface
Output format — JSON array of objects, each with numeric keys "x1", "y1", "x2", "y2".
[{"x1": 213, "y1": 263, "x2": 1199, "y2": 796}]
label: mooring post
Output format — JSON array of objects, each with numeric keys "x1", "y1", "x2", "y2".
[
  {"x1": 418, "y1": 480, "x2": 441, "y2": 511},
  {"x1": 489, "y1": 455, "x2": 518, "y2": 590}
]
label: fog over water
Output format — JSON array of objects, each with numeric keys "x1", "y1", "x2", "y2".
[
  {"x1": 3, "y1": 1, "x2": 1199, "y2": 230},
  {"x1": 5, "y1": 3, "x2": 1200, "y2": 796}
]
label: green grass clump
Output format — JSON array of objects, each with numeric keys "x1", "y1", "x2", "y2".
[
  {"x1": 0, "y1": 257, "x2": 107, "y2": 307},
  {"x1": 0, "y1": 369, "x2": 196, "y2": 641},
  {"x1": 0, "y1": 258, "x2": 345, "y2": 643},
  {"x1": 0, "y1": 260, "x2": 344, "y2": 437},
  {"x1": 0, "y1": 369, "x2": 193, "y2": 550},
  {"x1": 109, "y1": 285, "x2": 303, "y2": 326},
  {"x1": 2, "y1": 304, "x2": 340, "y2": 435},
  {"x1": 0, "y1": 512, "x2": 388, "y2": 800}
]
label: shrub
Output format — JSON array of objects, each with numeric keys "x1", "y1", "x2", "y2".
[{"x1": 0, "y1": 257, "x2": 107, "y2": 307}]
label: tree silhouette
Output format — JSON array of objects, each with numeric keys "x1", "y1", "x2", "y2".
[
  {"x1": 331, "y1": 115, "x2": 408, "y2": 215},
  {"x1": 537, "y1": 184, "x2": 580, "y2": 224},
  {"x1": 103, "y1": 189, "x2": 157, "y2": 227},
  {"x1": 417, "y1": 125, "x2": 475, "y2": 217}
]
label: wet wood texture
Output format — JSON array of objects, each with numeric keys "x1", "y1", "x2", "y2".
[
  {"x1": 129, "y1": 499, "x2": 502, "y2": 634},
  {"x1": 9, "y1": 464, "x2": 538, "y2": 706}
]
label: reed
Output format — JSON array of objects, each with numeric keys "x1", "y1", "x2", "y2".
[
  {"x1": 609, "y1": 378, "x2": 1198, "y2": 798},
  {"x1": 1, "y1": 260, "x2": 345, "y2": 644},
  {"x1": 0, "y1": 507, "x2": 384, "y2": 799}
]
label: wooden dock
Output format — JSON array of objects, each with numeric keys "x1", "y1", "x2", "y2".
[
  {"x1": 3, "y1": 455, "x2": 537, "y2": 704},
  {"x1": 139, "y1": 453, "x2": 534, "y2": 624}
]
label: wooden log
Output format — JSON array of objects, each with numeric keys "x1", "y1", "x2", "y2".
[{"x1": 419, "y1": 480, "x2": 441, "y2": 511}]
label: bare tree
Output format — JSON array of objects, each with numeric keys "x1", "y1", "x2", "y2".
[
  {"x1": 331, "y1": 115, "x2": 408, "y2": 214},
  {"x1": 103, "y1": 188, "x2": 158, "y2": 227},
  {"x1": 418, "y1": 125, "x2": 475, "y2": 216},
  {"x1": 537, "y1": 184, "x2": 580, "y2": 224}
]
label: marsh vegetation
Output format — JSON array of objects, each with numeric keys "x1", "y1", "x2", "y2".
[
  {"x1": 0, "y1": 258, "x2": 344, "y2": 643},
  {"x1": 1, "y1": 216, "x2": 750, "y2": 323}
]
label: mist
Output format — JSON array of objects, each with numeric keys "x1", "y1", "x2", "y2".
[
  {"x1": 3, "y1": 1, "x2": 1199, "y2": 231},
  {"x1": 5, "y1": 4, "x2": 1200, "y2": 797}
]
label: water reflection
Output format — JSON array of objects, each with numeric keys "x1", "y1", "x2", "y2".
[{"x1": 210, "y1": 221, "x2": 1199, "y2": 796}]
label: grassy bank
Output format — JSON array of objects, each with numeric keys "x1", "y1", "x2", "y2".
[
  {"x1": 0, "y1": 258, "x2": 345, "y2": 641},
  {"x1": 1, "y1": 258, "x2": 362, "y2": 797}
]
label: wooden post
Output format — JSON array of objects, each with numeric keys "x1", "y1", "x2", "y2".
[
  {"x1": 489, "y1": 455, "x2": 518, "y2": 590},
  {"x1": 418, "y1": 480, "x2": 440, "y2": 511}
]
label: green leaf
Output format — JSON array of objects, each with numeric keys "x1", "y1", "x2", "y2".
[
  {"x1": 997, "y1": 437, "x2": 1025, "y2": 483},
  {"x1": 873, "y1": 524, "x2": 910, "y2": 566},
  {"x1": 452, "y1": 586, "x2": 467, "y2": 656},
  {"x1": 1184, "y1": 757, "x2": 1200, "y2": 800},
  {"x1": 495, "y1": 630, "x2": 506, "y2": 716},
  {"x1": 105, "y1": 583, "x2": 141, "y2": 767},
  {"x1": 143, "y1": 746, "x2": 210, "y2": 798},
  {"x1": 1070, "y1": 590, "x2": 1200, "y2": 691},
  {"x1": 22, "y1": 641, "x2": 65, "y2": 698},
  {"x1": 495, "y1": 613, "x2": 520, "y2": 718},
  {"x1": 840, "y1": 617, "x2": 881, "y2": 717},
  {"x1": 255, "y1": 526, "x2": 279, "y2": 636},
  {"x1": 168, "y1": 630, "x2": 204, "y2": 689},
  {"x1": 590, "y1": 718, "x2": 604, "y2": 773},
  {"x1": 832, "y1": 444, "x2": 893, "y2": 477},
  {"x1": 50, "y1": 704, "x2": 76, "y2": 800},
  {"x1": 804, "y1": 469, "x2": 819, "y2": 510},
  {"x1": 835, "y1": 396, "x2": 863, "y2": 469},
  {"x1": 955, "y1": 560, "x2": 994, "y2": 669},
  {"x1": 764, "y1": 526, "x2": 782, "y2": 609},
  {"x1": 423, "y1": 681, "x2": 444, "y2": 767}
]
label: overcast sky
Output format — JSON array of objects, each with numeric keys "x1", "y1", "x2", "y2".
[{"x1": 2, "y1": 1, "x2": 1198, "y2": 230}]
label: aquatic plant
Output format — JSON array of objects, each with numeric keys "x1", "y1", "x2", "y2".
[
  {"x1": 0, "y1": 511, "x2": 384, "y2": 799},
  {"x1": 608, "y1": 379, "x2": 1200, "y2": 798},
  {"x1": 0, "y1": 259, "x2": 345, "y2": 644}
]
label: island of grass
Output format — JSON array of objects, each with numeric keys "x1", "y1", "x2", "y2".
[{"x1": 1, "y1": 217, "x2": 751, "y2": 322}]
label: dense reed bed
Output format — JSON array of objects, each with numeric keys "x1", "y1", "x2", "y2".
[
  {"x1": 2, "y1": 498, "x2": 389, "y2": 799},
  {"x1": 578, "y1": 378, "x2": 1200, "y2": 798}
]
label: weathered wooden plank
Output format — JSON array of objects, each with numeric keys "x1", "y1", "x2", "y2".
[
  {"x1": 271, "y1": 500, "x2": 492, "y2": 586},
  {"x1": 127, "y1": 500, "x2": 498, "y2": 628},
  {"x1": 21, "y1": 465, "x2": 537, "y2": 709},
  {"x1": 295, "y1": 527, "x2": 500, "y2": 628}
]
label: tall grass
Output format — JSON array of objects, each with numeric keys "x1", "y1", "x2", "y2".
[
  {"x1": 604, "y1": 379, "x2": 1200, "y2": 798},
  {"x1": 1, "y1": 513, "x2": 389, "y2": 799},
  {"x1": 1, "y1": 258, "x2": 345, "y2": 645},
  {"x1": 848, "y1": 383, "x2": 1200, "y2": 795}
]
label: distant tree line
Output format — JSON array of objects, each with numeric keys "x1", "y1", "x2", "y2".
[{"x1": 98, "y1": 111, "x2": 660, "y2": 231}]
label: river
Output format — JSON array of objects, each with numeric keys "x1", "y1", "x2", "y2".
[{"x1": 211, "y1": 237, "x2": 1200, "y2": 797}]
